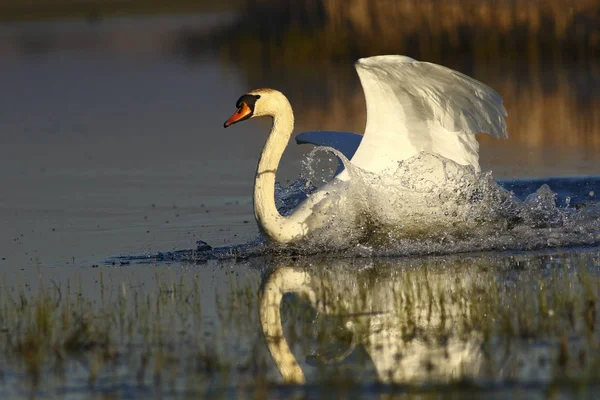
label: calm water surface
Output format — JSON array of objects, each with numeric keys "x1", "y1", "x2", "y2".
[{"x1": 0, "y1": 12, "x2": 599, "y2": 398}]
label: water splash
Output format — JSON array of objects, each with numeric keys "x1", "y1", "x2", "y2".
[
  {"x1": 275, "y1": 150, "x2": 600, "y2": 256},
  {"x1": 113, "y1": 150, "x2": 600, "y2": 264},
  {"x1": 275, "y1": 178, "x2": 316, "y2": 216}
]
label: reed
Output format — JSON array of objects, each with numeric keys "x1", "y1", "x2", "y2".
[
  {"x1": 0, "y1": 252, "x2": 598, "y2": 396},
  {"x1": 239, "y1": 0, "x2": 599, "y2": 64}
]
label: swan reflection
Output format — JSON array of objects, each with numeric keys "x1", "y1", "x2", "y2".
[{"x1": 258, "y1": 253, "x2": 598, "y2": 385}]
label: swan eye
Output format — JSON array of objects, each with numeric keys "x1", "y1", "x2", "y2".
[{"x1": 234, "y1": 94, "x2": 260, "y2": 110}]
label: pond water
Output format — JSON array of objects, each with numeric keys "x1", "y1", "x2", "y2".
[{"x1": 0, "y1": 10, "x2": 599, "y2": 399}]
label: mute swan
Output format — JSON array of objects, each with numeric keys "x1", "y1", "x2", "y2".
[{"x1": 224, "y1": 55, "x2": 508, "y2": 244}]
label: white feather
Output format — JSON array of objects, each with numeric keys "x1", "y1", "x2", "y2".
[{"x1": 350, "y1": 55, "x2": 508, "y2": 174}]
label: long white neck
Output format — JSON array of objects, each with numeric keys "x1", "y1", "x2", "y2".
[{"x1": 253, "y1": 98, "x2": 304, "y2": 243}]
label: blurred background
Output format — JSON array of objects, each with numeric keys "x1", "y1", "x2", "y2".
[
  {"x1": 1, "y1": 0, "x2": 598, "y2": 168},
  {"x1": 0, "y1": 0, "x2": 599, "y2": 265},
  {"x1": 216, "y1": 0, "x2": 600, "y2": 172}
]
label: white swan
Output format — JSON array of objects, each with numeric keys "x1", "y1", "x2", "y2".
[{"x1": 224, "y1": 55, "x2": 508, "y2": 244}]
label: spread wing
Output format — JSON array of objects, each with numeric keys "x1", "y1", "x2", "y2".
[{"x1": 350, "y1": 55, "x2": 508, "y2": 173}]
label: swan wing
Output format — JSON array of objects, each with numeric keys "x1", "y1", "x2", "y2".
[
  {"x1": 351, "y1": 55, "x2": 508, "y2": 173},
  {"x1": 295, "y1": 131, "x2": 362, "y2": 159}
]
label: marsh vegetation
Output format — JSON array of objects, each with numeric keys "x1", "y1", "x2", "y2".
[{"x1": 1, "y1": 250, "x2": 599, "y2": 397}]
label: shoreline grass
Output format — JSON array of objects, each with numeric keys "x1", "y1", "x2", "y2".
[{"x1": 234, "y1": 0, "x2": 599, "y2": 64}]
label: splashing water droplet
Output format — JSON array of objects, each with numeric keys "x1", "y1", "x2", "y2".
[{"x1": 271, "y1": 151, "x2": 600, "y2": 255}]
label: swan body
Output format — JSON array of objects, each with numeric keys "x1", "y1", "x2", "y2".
[{"x1": 224, "y1": 55, "x2": 508, "y2": 244}]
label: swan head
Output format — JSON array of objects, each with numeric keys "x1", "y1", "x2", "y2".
[{"x1": 224, "y1": 89, "x2": 290, "y2": 128}]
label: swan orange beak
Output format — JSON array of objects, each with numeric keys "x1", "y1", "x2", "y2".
[{"x1": 224, "y1": 102, "x2": 252, "y2": 128}]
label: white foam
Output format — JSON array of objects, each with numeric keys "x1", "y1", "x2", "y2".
[{"x1": 271, "y1": 149, "x2": 600, "y2": 256}]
